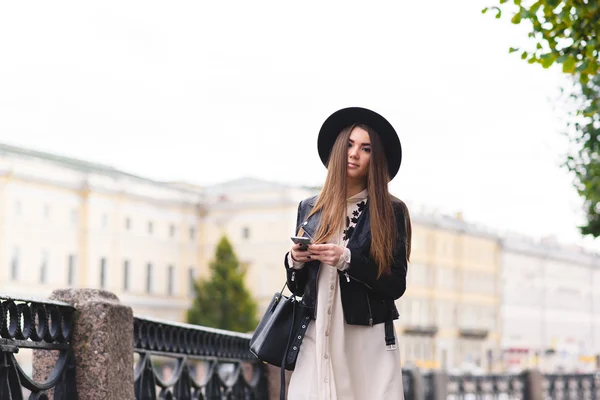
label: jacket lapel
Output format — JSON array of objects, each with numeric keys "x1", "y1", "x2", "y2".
[
  {"x1": 299, "y1": 198, "x2": 370, "y2": 250},
  {"x1": 347, "y1": 203, "x2": 370, "y2": 250}
]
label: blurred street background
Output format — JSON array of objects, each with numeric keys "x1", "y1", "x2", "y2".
[{"x1": 1, "y1": 0, "x2": 599, "y2": 377}]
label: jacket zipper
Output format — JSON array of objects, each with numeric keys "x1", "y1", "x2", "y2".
[
  {"x1": 344, "y1": 271, "x2": 372, "y2": 289},
  {"x1": 291, "y1": 271, "x2": 295, "y2": 282},
  {"x1": 343, "y1": 272, "x2": 374, "y2": 326},
  {"x1": 365, "y1": 292, "x2": 373, "y2": 326}
]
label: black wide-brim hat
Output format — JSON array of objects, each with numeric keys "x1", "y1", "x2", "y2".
[{"x1": 317, "y1": 107, "x2": 402, "y2": 180}]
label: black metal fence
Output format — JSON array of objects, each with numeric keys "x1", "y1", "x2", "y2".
[
  {"x1": 133, "y1": 316, "x2": 268, "y2": 400},
  {"x1": 402, "y1": 368, "x2": 600, "y2": 400},
  {"x1": 0, "y1": 295, "x2": 77, "y2": 400},
  {"x1": 445, "y1": 373, "x2": 525, "y2": 399},
  {"x1": 3, "y1": 292, "x2": 600, "y2": 400},
  {"x1": 543, "y1": 373, "x2": 600, "y2": 399}
]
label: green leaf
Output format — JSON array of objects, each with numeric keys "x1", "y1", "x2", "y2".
[
  {"x1": 541, "y1": 54, "x2": 556, "y2": 68},
  {"x1": 521, "y1": 51, "x2": 528, "y2": 60},
  {"x1": 576, "y1": 61, "x2": 589, "y2": 72},
  {"x1": 511, "y1": 12, "x2": 522, "y2": 24},
  {"x1": 563, "y1": 56, "x2": 577, "y2": 73},
  {"x1": 586, "y1": 44, "x2": 595, "y2": 58},
  {"x1": 482, "y1": 7, "x2": 488, "y2": 14},
  {"x1": 509, "y1": 47, "x2": 520, "y2": 53}
]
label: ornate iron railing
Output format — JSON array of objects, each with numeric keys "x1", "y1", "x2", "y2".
[
  {"x1": 543, "y1": 373, "x2": 600, "y2": 400},
  {"x1": 133, "y1": 316, "x2": 268, "y2": 400},
  {"x1": 446, "y1": 373, "x2": 525, "y2": 399},
  {"x1": 0, "y1": 295, "x2": 77, "y2": 400},
  {"x1": 402, "y1": 369, "x2": 415, "y2": 400}
]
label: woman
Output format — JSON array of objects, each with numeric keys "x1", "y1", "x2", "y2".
[{"x1": 284, "y1": 107, "x2": 411, "y2": 399}]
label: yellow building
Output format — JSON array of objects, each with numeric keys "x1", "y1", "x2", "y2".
[
  {"x1": 0, "y1": 143, "x2": 203, "y2": 322},
  {"x1": 398, "y1": 211, "x2": 501, "y2": 372}
]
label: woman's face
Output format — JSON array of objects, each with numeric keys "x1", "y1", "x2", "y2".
[{"x1": 347, "y1": 126, "x2": 371, "y2": 181}]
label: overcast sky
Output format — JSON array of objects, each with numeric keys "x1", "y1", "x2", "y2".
[{"x1": 1, "y1": 1, "x2": 596, "y2": 250}]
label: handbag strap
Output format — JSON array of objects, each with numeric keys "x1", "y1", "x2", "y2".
[
  {"x1": 277, "y1": 221, "x2": 306, "y2": 399},
  {"x1": 280, "y1": 297, "x2": 297, "y2": 400}
]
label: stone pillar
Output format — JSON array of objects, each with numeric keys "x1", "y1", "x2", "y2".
[
  {"x1": 267, "y1": 364, "x2": 292, "y2": 400},
  {"x1": 431, "y1": 370, "x2": 449, "y2": 400},
  {"x1": 409, "y1": 368, "x2": 425, "y2": 400},
  {"x1": 522, "y1": 369, "x2": 544, "y2": 400},
  {"x1": 33, "y1": 289, "x2": 134, "y2": 400}
]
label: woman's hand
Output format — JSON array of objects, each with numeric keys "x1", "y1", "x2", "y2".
[
  {"x1": 290, "y1": 243, "x2": 312, "y2": 263},
  {"x1": 306, "y1": 244, "x2": 344, "y2": 266}
]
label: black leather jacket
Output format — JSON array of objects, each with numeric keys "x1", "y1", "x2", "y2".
[{"x1": 284, "y1": 195, "x2": 409, "y2": 327}]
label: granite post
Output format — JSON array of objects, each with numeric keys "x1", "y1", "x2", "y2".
[
  {"x1": 267, "y1": 364, "x2": 292, "y2": 400},
  {"x1": 33, "y1": 289, "x2": 134, "y2": 400},
  {"x1": 522, "y1": 369, "x2": 544, "y2": 400}
]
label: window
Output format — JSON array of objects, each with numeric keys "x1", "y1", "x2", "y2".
[
  {"x1": 462, "y1": 271, "x2": 495, "y2": 295},
  {"x1": 123, "y1": 260, "x2": 130, "y2": 291},
  {"x1": 14, "y1": 200, "x2": 21, "y2": 216},
  {"x1": 68, "y1": 254, "x2": 76, "y2": 286},
  {"x1": 167, "y1": 265, "x2": 175, "y2": 295},
  {"x1": 169, "y1": 224, "x2": 176, "y2": 238},
  {"x1": 70, "y1": 209, "x2": 78, "y2": 225},
  {"x1": 436, "y1": 267, "x2": 456, "y2": 290},
  {"x1": 189, "y1": 227, "x2": 195, "y2": 240},
  {"x1": 100, "y1": 258, "x2": 107, "y2": 288},
  {"x1": 409, "y1": 264, "x2": 431, "y2": 287},
  {"x1": 146, "y1": 263, "x2": 153, "y2": 293},
  {"x1": 188, "y1": 267, "x2": 196, "y2": 296},
  {"x1": 40, "y1": 251, "x2": 48, "y2": 284},
  {"x1": 125, "y1": 217, "x2": 131, "y2": 231},
  {"x1": 242, "y1": 227, "x2": 250, "y2": 239},
  {"x1": 409, "y1": 299, "x2": 431, "y2": 326},
  {"x1": 436, "y1": 301, "x2": 456, "y2": 327},
  {"x1": 148, "y1": 222, "x2": 153, "y2": 235},
  {"x1": 11, "y1": 248, "x2": 19, "y2": 280}
]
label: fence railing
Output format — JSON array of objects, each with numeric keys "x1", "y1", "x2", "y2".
[
  {"x1": 403, "y1": 368, "x2": 600, "y2": 400},
  {"x1": 3, "y1": 290, "x2": 600, "y2": 400},
  {"x1": 133, "y1": 316, "x2": 268, "y2": 399},
  {"x1": 0, "y1": 295, "x2": 77, "y2": 400},
  {"x1": 446, "y1": 373, "x2": 525, "y2": 399},
  {"x1": 543, "y1": 373, "x2": 600, "y2": 400}
]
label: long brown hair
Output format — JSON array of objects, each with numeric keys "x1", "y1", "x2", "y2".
[{"x1": 308, "y1": 124, "x2": 409, "y2": 277}]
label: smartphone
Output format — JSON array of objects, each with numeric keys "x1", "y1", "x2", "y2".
[{"x1": 290, "y1": 236, "x2": 311, "y2": 251}]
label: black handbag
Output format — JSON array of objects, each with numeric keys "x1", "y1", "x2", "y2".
[{"x1": 249, "y1": 282, "x2": 311, "y2": 399}]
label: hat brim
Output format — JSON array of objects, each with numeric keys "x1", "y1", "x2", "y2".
[{"x1": 317, "y1": 107, "x2": 402, "y2": 180}]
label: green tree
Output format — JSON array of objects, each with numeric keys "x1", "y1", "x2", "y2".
[
  {"x1": 187, "y1": 236, "x2": 258, "y2": 332},
  {"x1": 484, "y1": 1, "x2": 600, "y2": 236}
]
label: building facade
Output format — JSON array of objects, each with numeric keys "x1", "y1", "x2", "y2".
[
  {"x1": 0, "y1": 143, "x2": 203, "y2": 322},
  {"x1": 399, "y1": 212, "x2": 501, "y2": 373},
  {"x1": 500, "y1": 235, "x2": 600, "y2": 373},
  {"x1": 2, "y1": 143, "x2": 599, "y2": 373}
]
